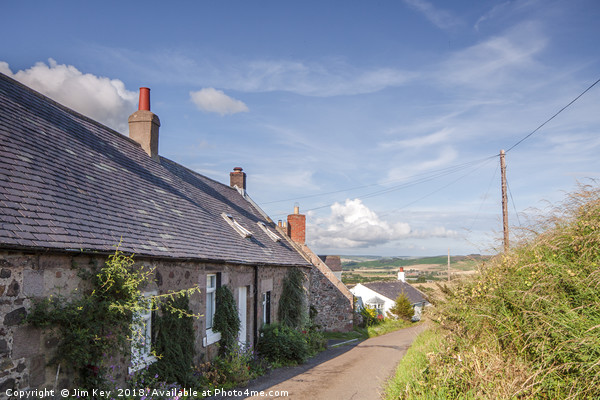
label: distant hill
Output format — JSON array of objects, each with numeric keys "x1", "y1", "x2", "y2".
[{"x1": 342, "y1": 254, "x2": 490, "y2": 271}]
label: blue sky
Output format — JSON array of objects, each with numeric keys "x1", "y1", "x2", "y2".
[{"x1": 2, "y1": 0, "x2": 599, "y2": 256}]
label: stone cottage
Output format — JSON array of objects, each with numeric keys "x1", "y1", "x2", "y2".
[
  {"x1": 0, "y1": 73, "x2": 317, "y2": 392},
  {"x1": 283, "y1": 207, "x2": 354, "y2": 332}
]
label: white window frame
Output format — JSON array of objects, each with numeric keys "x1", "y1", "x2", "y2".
[
  {"x1": 257, "y1": 221, "x2": 281, "y2": 242},
  {"x1": 130, "y1": 291, "x2": 157, "y2": 373},
  {"x1": 262, "y1": 291, "x2": 271, "y2": 325},
  {"x1": 204, "y1": 274, "x2": 221, "y2": 347},
  {"x1": 222, "y1": 213, "x2": 253, "y2": 238}
]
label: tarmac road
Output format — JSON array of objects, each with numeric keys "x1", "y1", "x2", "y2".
[{"x1": 215, "y1": 323, "x2": 428, "y2": 400}]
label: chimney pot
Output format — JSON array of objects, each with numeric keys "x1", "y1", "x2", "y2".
[{"x1": 139, "y1": 87, "x2": 151, "y2": 111}]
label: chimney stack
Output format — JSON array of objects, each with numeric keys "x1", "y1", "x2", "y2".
[
  {"x1": 398, "y1": 267, "x2": 405, "y2": 282},
  {"x1": 128, "y1": 87, "x2": 160, "y2": 160},
  {"x1": 230, "y1": 167, "x2": 246, "y2": 190},
  {"x1": 287, "y1": 205, "x2": 306, "y2": 244}
]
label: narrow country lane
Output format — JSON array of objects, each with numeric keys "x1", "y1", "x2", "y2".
[{"x1": 232, "y1": 323, "x2": 428, "y2": 400}]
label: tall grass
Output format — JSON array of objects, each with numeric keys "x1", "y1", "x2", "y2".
[{"x1": 386, "y1": 184, "x2": 600, "y2": 399}]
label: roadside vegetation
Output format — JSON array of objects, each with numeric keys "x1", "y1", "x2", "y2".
[
  {"x1": 385, "y1": 185, "x2": 600, "y2": 399},
  {"x1": 27, "y1": 250, "x2": 326, "y2": 399},
  {"x1": 326, "y1": 295, "x2": 419, "y2": 343},
  {"x1": 324, "y1": 319, "x2": 415, "y2": 343}
]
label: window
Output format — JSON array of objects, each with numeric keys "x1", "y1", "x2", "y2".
[
  {"x1": 262, "y1": 291, "x2": 271, "y2": 325},
  {"x1": 206, "y1": 274, "x2": 217, "y2": 329},
  {"x1": 222, "y1": 213, "x2": 252, "y2": 238},
  {"x1": 130, "y1": 292, "x2": 157, "y2": 373},
  {"x1": 257, "y1": 221, "x2": 281, "y2": 242},
  {"x1": 204, "y1": 273, "x2": 221, "y2": 347}
]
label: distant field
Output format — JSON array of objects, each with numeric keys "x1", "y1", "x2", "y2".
[{"x1": 341, "y1": 255, "x2": 490, "y2": 285}]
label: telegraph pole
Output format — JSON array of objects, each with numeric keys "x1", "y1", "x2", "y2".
[{"x1": 500, "y1": 150, "x2": 509, "y2": 252}]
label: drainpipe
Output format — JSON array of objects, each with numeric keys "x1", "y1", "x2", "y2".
[{"x1": 253, "y1": 265, "x2": 259, "y2": 347}]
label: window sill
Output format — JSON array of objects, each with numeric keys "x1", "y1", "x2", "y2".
[
  {"x1": 203, "y1": 330, "x2": 221, "y2": 347},
  {"x1": 129, "y1": 355, "x2": 157, "y2": 374}
]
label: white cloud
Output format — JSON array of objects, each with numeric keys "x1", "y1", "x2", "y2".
[
  {"x1": 254, "y1": 169, "x2": 318, "y2": 191},
  {"x1": 88, "y1": 46, "x2": 415, "y2": 97},
  {"x1": 402, "y1": 0, "x2": 461, "y2": 30},
  {"x1": 385, "y1": 146, "x2": 459, "y2": 182},
  {"x1": 308, "y1": 199, "x2": 411, "y2": 248},
  {"x1": 411, "y1": 226, "x2": 459, "y2": 238},
  {"x1": 307, "y1": 198, "x2": 461, "y2": 250},
  {"x1": 229, "y1": 60, "x2": 414, "y2": 97},
  {"x1": 379, "y1": 128, "x2": 453, "y2": 150},
  {"x1": 0, "y1": 59, "x2": 136, "y2": 132},
  {"x1": 474, "y1": 1, "x2": 511, "y2": 31},
  {"x1": 189, "y1": 88, "x2": 249, "y2": 115},
  {"x1": 438, "y1": 22, "x2": 547, "y2": 90}
]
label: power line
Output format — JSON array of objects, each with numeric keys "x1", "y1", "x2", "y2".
[
  {"x1": 380, "y1": 156, "x2": 497, "y2": 216},
  {"x1": 506, "y1": 78, "x2": 600, "y2": 153},
  {"x1": 507, "y1": 179, "x2": 521, "y2": 227},
  {"x1": 467, "y1": 161, "x2": 499, "y2": 232},
  {"x1": 294, "y1": 156, "x2": 495, "y2": 216},
  {"x1": 266, "y1": 77, "x2": 600, "y2": 220},
  {"x1": 261, "y1": 156, "x2": 495, "y2": 205}
]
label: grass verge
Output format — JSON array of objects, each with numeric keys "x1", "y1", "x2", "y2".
[
  {"x1": 384, "y1": 327, "x2": 448, "y2": 400},
  {"x1": 324, "y1": 319, "x2": 417, "y2": 344},
  {"x1": 385, "y1": 184, "x2": 600, "y2": 399}
]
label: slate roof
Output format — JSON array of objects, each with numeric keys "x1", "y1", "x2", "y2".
[
  {"x1": 362, "y1": 281, "x2": 428, "y2": 305},
  {"x1": 0, "y1": 73, "x2": 310, "y2": 267}
]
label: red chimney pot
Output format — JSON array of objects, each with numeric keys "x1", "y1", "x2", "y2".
[{"x1": 139, "y1": 87, "x2": 151, "y2": 111}]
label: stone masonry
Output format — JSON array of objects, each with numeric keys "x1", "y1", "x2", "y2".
[{"x1": 0, "y1": 250, "x2": 296, "y2": 394}]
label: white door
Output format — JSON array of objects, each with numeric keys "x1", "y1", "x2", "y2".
[{"x1": 238, "y1": 286, "x2": 247, "y2": 346}]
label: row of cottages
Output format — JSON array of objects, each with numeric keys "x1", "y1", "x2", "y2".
[
  {"x1": 350, "y1": 267, "x2": 430, "y2": 321},
  {"x1": 0, "y1": 73, "x2": 353, "y2": 392}
]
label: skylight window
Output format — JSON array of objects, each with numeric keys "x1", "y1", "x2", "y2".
[
  {"x1": 222, "y1": 213, "x2": 253, "y2": 238},
  {"x1": 257, "y1": 221, "x2": 281, "y2": 242}
]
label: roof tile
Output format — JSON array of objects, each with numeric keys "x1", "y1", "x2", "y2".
[{"x1": 0, "y1": 73, "x2": 308, "y2": 267}]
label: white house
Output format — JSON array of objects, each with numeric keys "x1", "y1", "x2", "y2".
[{"x1": 350, "y1": 268, "x2": 430, "y2": 321}]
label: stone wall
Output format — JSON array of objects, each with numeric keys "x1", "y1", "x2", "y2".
[
  {"x1": 271, "y1": 229, "x2": 355, "y2": 333},
  {"x1": 0, "y1": 250, "x2": 296, "y2": 394},
  {"x1": 309, "y1": 266, "x2": 354, "y2": 332}
]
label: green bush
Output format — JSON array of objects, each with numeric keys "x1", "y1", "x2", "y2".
[
  {"x1": 213, "y1": 285, "x2": 240, "y2": 356},
  {"x1": 150, "y1": 294, "x2": 196, "y2": 386},
  {"x1": 278, "y1": 267, "x2": 307, "y2": 329},
  {"x1": 388, "y1": 292, "x2": 414, "y2": 321},
  {"x1": 212, "y1": 344, "x2": 253, "y2": 387},
  {"x1": 26, "y1": 247, "x2": 200, "y2": 390},
  {"x1": 359, "y1": 306, "x2": 382, "y2": 327},
  {"x1": 27, "y1": 249, "x2": 152, "y2": 388},
  {"x1": 303, "y1": 328, "x2": 327, "y2": 356},
  {"x1": 257, "y1": 323, "x2": 309, "y2": 364}
]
